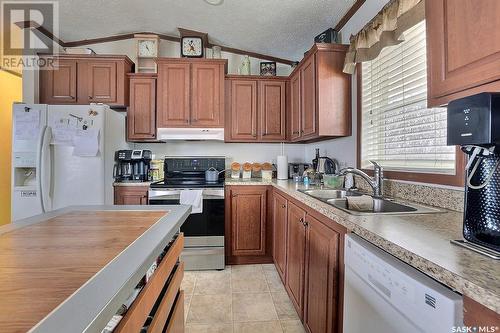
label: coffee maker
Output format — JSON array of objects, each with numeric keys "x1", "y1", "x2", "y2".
[
  {"x1": 447, "y1": 92, "x2": 500, "y2": 258},
  {"x1": 113, "y1": 150, "x2": 152, "y2": 182}
]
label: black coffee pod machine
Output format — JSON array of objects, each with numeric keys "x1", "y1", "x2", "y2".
[{"x1": 447, "y1": 92, "x2": 500, "y2": 259}]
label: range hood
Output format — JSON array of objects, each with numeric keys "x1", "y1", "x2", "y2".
[{"x1": 157, "y1": 128, "x2": 224, "y2": 141}]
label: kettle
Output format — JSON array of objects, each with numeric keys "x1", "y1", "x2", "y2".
[{"x1": 312, "y1": 148, "x2": 339, "y2": 174}]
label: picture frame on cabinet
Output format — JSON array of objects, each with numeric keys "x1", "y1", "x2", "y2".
[{"x1": 260, "y1": 61, "x2": 276, "y2": 76}]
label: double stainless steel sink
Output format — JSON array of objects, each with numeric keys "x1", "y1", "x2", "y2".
[{"x1": 298, "y1": 189, "x2": 443, "y2": 215}]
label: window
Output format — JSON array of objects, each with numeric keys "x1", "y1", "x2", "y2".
[{"x1": 360, "y1": 21, "x2": 457, "y2": 177}]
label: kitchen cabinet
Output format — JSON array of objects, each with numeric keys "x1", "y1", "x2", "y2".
[
  {"x1": 225, "y1": 76, "x2": 287, "y2": 142},
  {"x1": 426, "y1": 0, "x2": 500, "y2": 106},
  {"x1": 156, "y1": 58, "x2": 227, "y2": 128},
  {"x1": 227, "y1": 79, "x2": 258, "y2": 141},
  {"x1": 87, "y1": 60, "x2": 117, "y2": 104},
  {"x1": 114, "y1": 186, "x2": 148, "y2": 205},
  {"x1": 39, "y1": 58, "x2": 77, "y2": 104},
  {"x1": 289, "y1": 43, "x2": 351, "y2": 142},
  {"x1": 39, "y1": 54, "x2": 133, "y2": 107},
  {"x1": 259, "y1": 80, "x2": 286, "y2": 140},
  {"x1": 225, "y1": 186, "x2": 272, "y2": 264},
  {"x1": 289, "y1": 71, "x2": 301, "y2": 140},
  {"x1": 285, "y1": 201, "x2": 307, "y2": 317},
  {"x1": 304, "y1": 214, "x2": 343, "y2": 333},
  {"x1": 127, "y1": 73, "x2": 157, "y2": 141},
  {"x1": 191, "y1": 62, "x2": 224, "y2": 127},
  {"x1": 272, "y1": 192, "x2": 288, "y2": 281},
  {"x1": 463, "y1": 296, "x2": 500, "y2": 327}
]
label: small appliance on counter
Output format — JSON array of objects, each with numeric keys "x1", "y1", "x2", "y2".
[
  {"x1": 447, "y1": 92, "x2": 500, "y2": 258},
  {"x1": 113, "y1": 150, "x2": 152, "y2": 182},
  {"x1": 312, "y1": 148, "x2": 339, "y2": 174},
  {"x1": 288, "y1": 163, "x2": 310, "y2": 179}
]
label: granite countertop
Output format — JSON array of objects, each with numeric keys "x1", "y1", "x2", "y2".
[
  {"x1": 225, "y1": 178, "x2": 500, "y2": 314},
  {"x1": 0, "y1": 205, "x2": 191, "y2": 333}
]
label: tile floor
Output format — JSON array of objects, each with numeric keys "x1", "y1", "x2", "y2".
[{"x1": 181, "y1": 264, "x2": 306, "y2": 333}]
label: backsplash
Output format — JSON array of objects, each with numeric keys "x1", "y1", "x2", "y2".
[{"x1": 354, "y1": 176, "x2": 465, "y2": 212}]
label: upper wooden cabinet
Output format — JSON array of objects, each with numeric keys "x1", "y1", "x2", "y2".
[
  {"x1": 39, "y1": 54, "x2": 133, "y2": 108},
  {"x1": 426, "y1": 0, "x2": 500, "y2": 106},
  {"x1": 156, "y1": 58, "x2": 227, "y2": 128},
  {"x1": 289, "y1": 44, "x2": 352, "y2": 142},
  {"x1": 225, "y1": 76, "x2": 287, "y2": 142},
  {"x1": 127, "y1": 73, "x2": 157, "y2": 141},
  {"x1": 39, "y1": 58, "x2": 77, "y2": 104}
]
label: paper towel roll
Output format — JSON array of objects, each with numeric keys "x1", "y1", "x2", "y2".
[{"x1": 277, "y1": 155, "x2": 288, "y2": 180}]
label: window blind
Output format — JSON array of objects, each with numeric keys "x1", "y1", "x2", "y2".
[{"x1": 361, "y1": 21, "x2": 455, "y2": 174}]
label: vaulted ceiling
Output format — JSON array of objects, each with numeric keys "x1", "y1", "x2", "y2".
[{"x1": 56, "y1": 0, "x2": 356, "y2": 61}]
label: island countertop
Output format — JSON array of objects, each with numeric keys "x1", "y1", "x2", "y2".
[{"x1": 0, "y1": 205, "x2": 191, "y2": 333}]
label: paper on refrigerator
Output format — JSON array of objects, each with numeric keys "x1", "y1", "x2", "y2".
[
  {"x1": 73, "y1": 128, "x2": 100, "y2": 157},
  {"x1": 14, "y1": 108, "x2": 40, "y2": 141},
  {"x1": 50, "y1": 116, "x2": 78, "y2": 145}
]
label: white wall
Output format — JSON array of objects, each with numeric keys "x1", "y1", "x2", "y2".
[
  {"x1": 304, "y1": 0, "x2": 389, "y2": 168},
  {"x1": 131, "y1": 141, "x2": 305, "y2": 167}
]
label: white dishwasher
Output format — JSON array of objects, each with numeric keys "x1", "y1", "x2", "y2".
[{"x1": 343, "y1": 234, "x2": 463, "y2": 333}]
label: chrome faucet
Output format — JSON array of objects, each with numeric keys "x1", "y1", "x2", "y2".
[{"x1": 339, "y1": 161, "x2": 384, "y2": 197}]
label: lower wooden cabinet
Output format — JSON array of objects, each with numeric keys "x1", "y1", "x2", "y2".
[
  {"x1": 304, "y1": 214, "x2": 344, "y2": 333},
  {"x1": 225, "y1": 186, "x2": 272, "y2": 264},
  {"x1": 463, "y1": 296, "x2": 500, "y2": 328},
  {"x1": 285, "y1": 201, "x2": 307, "y2": 317},
  {"x1": 114, "y1": 186, "x2": 149, "y2": 205},
  {"x1": 273, "y1": 192, "x2": 288, "y2": 281}
]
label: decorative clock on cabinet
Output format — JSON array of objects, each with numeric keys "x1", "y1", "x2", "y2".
[
  {"x1": 134, "y1": 34, "x2": 159, "y2": 73},
  {"x1": 181, "y1": 37, "x2": 204, "y2": 58}
]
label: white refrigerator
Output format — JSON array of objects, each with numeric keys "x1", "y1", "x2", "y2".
[{"x1": 11, "y1": 103, "x2": 129, "y2": 222}]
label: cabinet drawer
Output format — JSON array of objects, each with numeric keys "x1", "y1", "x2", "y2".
[
  {"x1": 115, "y1": 233, "x2": 184, "y2": 333},
  {"x1": 148, "y1": 262, "x2": 184, "y2": 333},
  {"x1": 165, "y1": 291, "x2": 185, "y2": 333}
]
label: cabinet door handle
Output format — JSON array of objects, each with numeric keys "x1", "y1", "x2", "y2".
[
  {"x1": 281, "y1": 204, "x2": 286, "y2": 208},
  {"x1": 299, "y1": 217, "x2": 304, "y2": 224},
  {"x1": 70, "y1": 96, "x2": 75, "y2": 99},
  {"x1": 300, "y1": 130, "x2": 304, "y2": 134},
  {"x1": 186, "y1": 119, "x2": 189, "y2": 123},
  {"x1": 303, "y1": 221, "x2": 309, "y2": 227},
  {"x1": 292, "y1": 131, "x2": 299, "y2": 134}
]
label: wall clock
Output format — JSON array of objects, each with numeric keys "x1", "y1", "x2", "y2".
[{"x1": 181, "y1": 37, "x2": 204, "y2": 58}]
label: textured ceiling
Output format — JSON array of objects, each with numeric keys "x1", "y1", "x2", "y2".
[{"x1": 56, "y1": 0, "x2": 356, "y2": 61}]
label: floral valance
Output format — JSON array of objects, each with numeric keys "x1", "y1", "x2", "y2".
[{"x1": 343, "y1": 0, "x2": 425, "y2": 74}]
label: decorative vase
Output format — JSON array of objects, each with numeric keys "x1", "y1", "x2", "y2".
[{"x1": 239, "y1": 55, "x2": 251, "y2": 75}]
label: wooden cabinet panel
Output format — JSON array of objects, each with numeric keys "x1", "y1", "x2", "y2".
[
  {"x1": 157, "y1": 62, "x2": 191, "y2": 127},
  {"x1": 229, "y1": 80, "x2": 258, "y2": 140},
  {"x1": 127, "y1": 75, "x2": 156, "y2": 141},
  {"x1": 114, "y1": 186, "x2": 148, "y2": 205},
  {"x1": 87, "y1": 61, "x2": 117, "y2": 103},
  {"x1": 290, "y1": 72, "x2": 301, "y2": 141},
  {"x1": 39, "y1": 54, "x2": 133, "y2": 107},
  {"x1": 426, "y1": 0, "x2": 500, "y2": 106},
  {"x1": 304, "y1": 214, "x2": 341, "y2": 333},
  {"x1": 272, "y1": 192, "x2": 288, "y2": 281},
  {"x1": 165, "y1": 291, "x2": 185, "y2": 333},
  {"x1": 463, "y1": 296, "x2": 500, "y2": 327},
  {"x1": 285, "y1": 201, "x2": 307, "y2": 317},
  {"x1": 258, "y1": 80, "x2": 286, "y2": 140},
  {"x1": 191, "y1": 63, "x2": 224, "y2": 127},
  {"x1": 230, "y1": 187, "x2": 267, "y2": 256},
  {"x1": 39, "y1": 59, "x2": 77, "y2": 104},
  {"x1": 301, "y1": 55, "x2": 317, "y2": 138}
]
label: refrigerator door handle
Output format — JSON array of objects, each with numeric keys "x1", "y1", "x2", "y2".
[
  {"x1": 36, "y1": 125, "x2": 47, "y2": 213},
  {"x1": 39, "y1": 126, "x2": 53, "y2": 213}
]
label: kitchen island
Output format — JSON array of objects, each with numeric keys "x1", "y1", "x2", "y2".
[{"x1": 0, "y1": 205, "x2": 191, "y2": 333}]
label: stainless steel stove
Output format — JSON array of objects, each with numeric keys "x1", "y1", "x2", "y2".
[{"x1": 149, "y1": 157, "x2": 225, "y2": 270}]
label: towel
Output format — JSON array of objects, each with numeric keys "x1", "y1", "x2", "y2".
[
  {"x1": 346, "y1": 195, "x2": 374, "y2": 212},
  {"x1": 180, "y1": 190, "x2": 203, "y2": 214}
]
